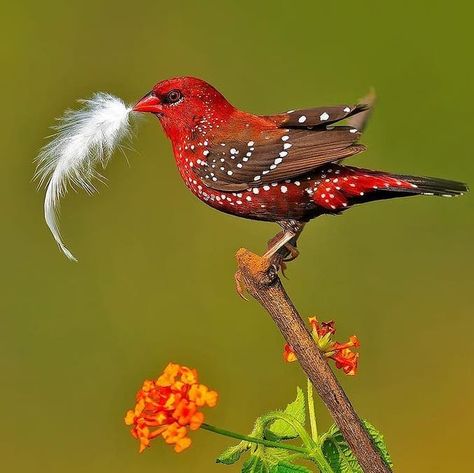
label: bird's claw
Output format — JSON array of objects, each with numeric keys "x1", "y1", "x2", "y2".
[
  {"x1": 261, "y1": 253, "x2": 289, "y2": 279},
  {"x1": 263, "y1": 240, "x2": 299, "y2": 278},
  {"x1": 282, "y1": 242, "x2": 300, "y2": 262}
]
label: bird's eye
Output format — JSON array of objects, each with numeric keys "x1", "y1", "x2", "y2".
[{"x1": 165, "y1": 89, "x2": 183, "y2": 104}]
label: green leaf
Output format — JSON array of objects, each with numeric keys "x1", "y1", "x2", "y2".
[
  {"x1": 363, "y1": 421, "x2": 392, "y2": 465},
  {"x1": 217, "y1": 442, "x2": 250, "y2": 465},
  {"x1": 217, "y1": 417, "x2": 265, "y2": 464},
  {"x1": 321, "y1": 420, "x2": 392, "y2": 473},
  {"x1": 217, "y1": 441, "x2": 294, "y2": 469},
  {"x1": 322, "y1": 435, "x2": 358, "y2": 473},
  {"x1": 217, "y1": 390, "x2": 308, "y2": 469},
  {"x1": 271, "y1": 461, "x2": 312, "y2": 473},
  {"x1": 241, "y1": 454, "x2": 310, "y2": 473},
  {"x1": 266, "y1": 387, "x2": 306, "y2": 440},
  {"x1": 242, "y1": 456, "x2": 268, "y2": 473}
]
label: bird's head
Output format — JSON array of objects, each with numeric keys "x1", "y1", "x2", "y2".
[{"x1": 133, "y1": 77, "x2": 235, "y2": 139}]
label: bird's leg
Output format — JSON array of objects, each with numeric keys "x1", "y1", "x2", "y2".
[
  {"x1": 264, "y1": 220, "x2": 305, "y2": 259},
  {"x1": 263, "y1": 230, "x2": 297, "y2": 259},
  {"x1": 263, "y1": 230, "x2": 296, "y2": 278},
  {"x1": 264, "y1": 220, "x2": 305, "y2": 275},
  {"x1": 235, "y1": 221, "x2": 305, "y2": 297}
]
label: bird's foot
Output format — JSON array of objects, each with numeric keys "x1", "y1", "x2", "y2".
[
  {"x1": 282, "y1": 242, "x2": 300, "y2": 262},
  {"x1": 277, "y1": 243, "x2": 300, "y2": 279},
  {"x1": 234, "y1": 222, "x2": 305, "y2": 298},
  {"x1": 263, "y1": 226, "x2": 302, "y2": 275}
]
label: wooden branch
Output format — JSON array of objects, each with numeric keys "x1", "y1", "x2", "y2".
[{"x1": 235, "y1": 247, "x2": 391, "y2": 473}]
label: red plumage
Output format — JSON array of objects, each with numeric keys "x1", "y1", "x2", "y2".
[{"x1": 133, "y1": 77, "x2": 467, "y2": 251}]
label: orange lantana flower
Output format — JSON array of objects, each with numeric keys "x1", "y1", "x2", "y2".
[
  {"x1": 124, "y1": 363, "x2": 218, "y2": 453},
  {"x1": 283, "y1": 317, "x2": 360, "y2": 375}
]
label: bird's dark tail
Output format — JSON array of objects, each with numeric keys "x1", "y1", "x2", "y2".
[
  {"x1": 369, "y1": 170, "x2": 468, "y2": 197},
  {"x1": 312, "y1": 165, "x2": 468, "y2": 211}
]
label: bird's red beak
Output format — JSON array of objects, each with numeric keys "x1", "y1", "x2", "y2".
[{"x1": 133, "y1": 93, "x2": 163, "y2": 113}]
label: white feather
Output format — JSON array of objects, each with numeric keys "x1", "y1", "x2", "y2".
[{"x1": 35, "y1": 93, "x2": 134, "y2": 261}]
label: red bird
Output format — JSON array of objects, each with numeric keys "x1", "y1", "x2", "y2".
[{"x1": 133, "y1": 77, "x2": 467, "y2": 256}]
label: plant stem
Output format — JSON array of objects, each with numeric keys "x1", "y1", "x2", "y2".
[
  {"x1": 200, "y1": 423, "x2": 307, "y2": 455},
  {"x1": 311, "y1": 449, "x2": 334, "y2": 473},
  {"x1": 260, "y1": 413, "x2": 334, "y2": 473},
  {"x1": 307, "y1": 378, "x2": 318, "y2": 442}
]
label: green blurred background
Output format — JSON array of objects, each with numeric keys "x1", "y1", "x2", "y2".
[{"x1": 1, "y1": 1, "x2": 473, "y2": 471}]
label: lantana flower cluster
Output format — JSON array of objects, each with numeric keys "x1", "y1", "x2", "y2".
[
  {"x1": 284, "y1": 317, "x2": 360, "y2": 375},
  {"x1": 125, "y1": 363, "x2": 218, "y2": 453}
]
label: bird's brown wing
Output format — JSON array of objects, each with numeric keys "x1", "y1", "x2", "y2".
[
  {"x1": 278, "y1": 103, "x2": 368, "y2": 128},
  {"x1": 195, "y1": 123, "x2": 365, "y2": 192}
]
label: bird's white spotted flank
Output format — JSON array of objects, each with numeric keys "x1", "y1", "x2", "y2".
[
  {"x1": 35, "y1": 92, "x2": 134, "y2": 261},
  {"x1": 320, "y1": 112, "x2": 329, "y2": 121},
  {"x1": 298, "y1": 115, "x2": 307, "y2": 123}
]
